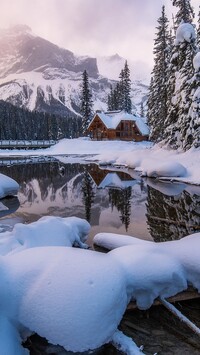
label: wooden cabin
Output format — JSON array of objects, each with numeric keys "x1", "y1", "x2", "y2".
[{"x1": 87, "y1": 110, "x2": 149, "y2": 141}]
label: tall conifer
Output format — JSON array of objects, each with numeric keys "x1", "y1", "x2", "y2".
[
  {"x1": 172, "y1": 0, "x2": 194, "y2": 26},
  {"x1": 80, "y1": 70, "x2": 93, "y2": 135},
  {"x1": 165, "y1": 0, "x2": 197, "y2": 149},
  {"x1": 147, "y1": 6, "x2": 170, "y2": 142}
]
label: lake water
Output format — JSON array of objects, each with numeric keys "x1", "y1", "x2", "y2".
[{"x1": 0, "y1": 157, "x2": 199, "y2": 245}]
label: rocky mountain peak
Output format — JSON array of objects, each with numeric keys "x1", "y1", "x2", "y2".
[
  {"x1": 0, "y1": 25, "x2": 99, "y2": 79},
  {"x1": 0, "y1": 25, "x2": 148, "y2": 118}
]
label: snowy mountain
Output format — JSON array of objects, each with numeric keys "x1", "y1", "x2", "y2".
[{"x1": 0, "y1": 25, "x2": 149, "y2": 116}]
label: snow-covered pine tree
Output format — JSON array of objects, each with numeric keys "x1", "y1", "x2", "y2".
[
  {"x1": 107, "y1": 61, "x2": 132, "y2": 113},
  {"x1": 107, "y1": 85, "x2": 113, "y2": 111},
  {"x1": 185, "y1": 52, "x2": 200, "y2": 148},
  {"x1": 172, "y1": 0, "x2": 194, "y2": 26},
  {"x1": 165, "y1": 0, "x2": 197, "y2": 149},
  {"x1": 140, "y1": 101, "x2": 144, "y2": 117},
  {"x1": 80, "y1": 70, "x2": 93, "y2": 135},
  {"x1": 147, "y1": 6, "x2": 170, "y2": 142},
  {"x1": 119, "y1": 61, "x2": 132, "y2": 113}
]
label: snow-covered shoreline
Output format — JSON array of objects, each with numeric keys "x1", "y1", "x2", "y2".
[{"x1": 0, "y1": 138, "x2": 199, "y2": 185}]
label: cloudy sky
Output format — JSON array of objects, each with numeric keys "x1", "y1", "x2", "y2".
[{"x1": 0, "y1": 0, "x2": 199, "y2": 70}]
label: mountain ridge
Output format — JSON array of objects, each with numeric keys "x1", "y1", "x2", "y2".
[{"x1": 0, "y1": 25, "x2": 149, "y2": 117}]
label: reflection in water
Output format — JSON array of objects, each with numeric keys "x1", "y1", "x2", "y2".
[
  {"x1": 0, "y1": 159, "x2": 199, "y2": 243},
  {"x1": 81, "y1": 170, "x2": 95, "y2": 223},
  {"x1": 146, "y1": 184, "x2": 200, "y2": 242},
  {"x1": 109, "y1": 187, "x2": 132, "y2": 231}
]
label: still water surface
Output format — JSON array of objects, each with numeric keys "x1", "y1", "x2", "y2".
[{"x1": 0, "y1": 157, "x2": 199, "y2": 245}]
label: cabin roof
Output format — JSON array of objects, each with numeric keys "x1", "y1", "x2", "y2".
[{"x1": 89, "y1": 110, "x2": 149, "y2": 136}]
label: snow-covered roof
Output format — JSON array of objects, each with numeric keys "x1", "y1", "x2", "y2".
[
  {"x1": 90, "y1": 110, "x2": 149, "y2": 136},
  {"x1": 134, "y1": 116, "x2": 149, "y2": 136}
]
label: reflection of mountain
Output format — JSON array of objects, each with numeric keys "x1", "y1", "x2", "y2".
[
  {"x1": 0, "y1": 162, "x2": 86, "y2": 218},
  {"x1": 146, "y1": 185, "x2": 200, "y2": 242},
  {"x1": 0, "y1": 161, "x2": 150, "y2": 239}
]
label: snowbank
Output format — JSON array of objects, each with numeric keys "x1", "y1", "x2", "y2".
[
  {"x1": 141, "y1": 161, "x2": 187, "y2": 178},
  {"x1": 94, "y1": 232, "x2": 200, "y2": 308},
  {"x1": 0, "y1": 216, "x2": 90, "y2": 255},
  {"x1": 0, "y1": 173, "x2": 19, "y2": 199}
]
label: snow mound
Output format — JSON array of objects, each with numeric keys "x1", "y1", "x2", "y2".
[
  {"x1": 175, "y1": 23, "x2": 196, "y2": 45},
  {"x1": 141, "y1": 161, "x2": 187, "y2": 178},
  {"x1": 0, "y1": 216, "x2": 90, "y2": 255},
  {"x1": 0, "y1": 173, "x2": 19, "y2": 199},
  {"x1": 3, "y1": 247, "x2": 129, "y2": 353}
]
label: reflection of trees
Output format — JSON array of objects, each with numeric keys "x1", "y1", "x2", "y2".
[
  {"x1": 109, "y1": 187, "x2": 132, "y2": 231},
  {"x1": 146, "y1": 186, "x2": 200, "y2": 242},
  {"x1": 81, "y1": 170, "x2": 95, "y2": 223}
]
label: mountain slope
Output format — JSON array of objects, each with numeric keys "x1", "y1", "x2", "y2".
[{"x1": 0, "y1": 25, "x2": 148, "y2": 117}]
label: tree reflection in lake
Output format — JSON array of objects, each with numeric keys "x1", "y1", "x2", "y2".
[
  {"x1": 109, "y1": 187, "x2": 132, "y2": 231},
  {"x1": 146, "y1": 182, "x2": 200, "y2": 242},
  {"x1": 0, "y1": 158, "x2": 199, "y2": 243},
  {"x1": 81, "y1": 170, "x2": 95, "y2": 223}
]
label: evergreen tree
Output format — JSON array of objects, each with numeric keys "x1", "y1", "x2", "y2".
[
  {"x1": 165, "y1": 7, "x2": 197, "y2": 149},
  {"x1": 123, "y1": 61, "x2": 132, "y2": 113},
  {"x1": 80, "y1": 70, "x2": 93, "y2": 135},
  {"x1": 140, "y1": 101, "x2": 144, "y2": 117},
  {"x1": 119, "y1": 61, "x2": 132, "y2": 113},
  {"x1": 107, "y1": 61, "x2": 132, "y2": 113},
  {"x1": 147, "y1": 6, "x2": 170, "y2": 142},
  {"x1": 185, "y1": 52, "x2": 200, "y2": 149},
  {"x1": 172, "y1": 0, "x2": 194, "y2": 26}
]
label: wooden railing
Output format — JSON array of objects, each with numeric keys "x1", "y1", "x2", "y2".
[{"x1": 0, "y1": 140, "x2": 56, "y2": 149}]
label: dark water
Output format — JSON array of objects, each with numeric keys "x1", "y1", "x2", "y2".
[
  {"x1": 0, "y1": 157, "x2": 200, "y2": 354},
  {"x1": 0, "y1": 157, "x2": 199, "y2": 245}
]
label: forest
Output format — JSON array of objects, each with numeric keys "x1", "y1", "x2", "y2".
[{"x1": 0, "y1": 100, "x2": 82, "y2": 140}]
